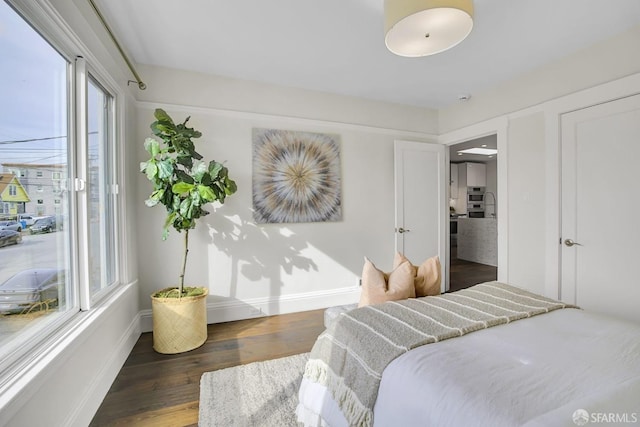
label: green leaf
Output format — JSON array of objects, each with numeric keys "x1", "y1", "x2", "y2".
[
  {"x1": 139, "y1": 161, "x2": 148, "y2": 173},
  {"x1": 157, "y1": 159, "x2": 174, "y2": 179},
  {"x1": 209, "y1": 161, "x2": 223, "y2": 177},
  {"x1": 145, "y1": 162, "x2": 158, "y2": 180},
  {"x1": 197, "y1": 185, "x2": 216, "y2": 202},
  {"x1": 176, "y1": 155, "x2": 193, "y2": 169},
  {"x1": 154, "y1": 109, "x2": 175, "y2": 126},
  {"x1": 225, "y1": 178, "x2": 237, "y2": 195},
  {"x1": 179, "y1": 198, "x2": 192, "y2": 216},
  {"x1": 192, "y1": 161, "x2": 207, "y2": 181},
  {"x1": 144, "y1": 138, "x2": 160, "y2": 156},
  {"x1": 145, "y1": 198, "x2": 158, "y2": 207},
  {"x1": 175, "y1": 169, "x2": 194, "y2": 184},
  {"x1": 172, "y1": 182, "x2": 195, "y2": 194}
]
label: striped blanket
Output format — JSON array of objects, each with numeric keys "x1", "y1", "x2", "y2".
[{"x1": 302, "y1": 282, "x2": 576, "y2": 427}]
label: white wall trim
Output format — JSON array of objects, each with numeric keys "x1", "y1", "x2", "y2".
[
  {"x1": 139, "y1": 285, "x2": 361, "y2": 332},
  {"x1": 137, "y1": 101, "x2": 438, "y2": 140}
]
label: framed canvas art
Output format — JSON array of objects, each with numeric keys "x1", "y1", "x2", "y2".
[{"x1": 252, "y1": 128, "x2": 342, "y2": 224}]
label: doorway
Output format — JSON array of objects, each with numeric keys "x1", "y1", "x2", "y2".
[{"x1": 448, "y1": 135, "x2": 498, "y2": 292}]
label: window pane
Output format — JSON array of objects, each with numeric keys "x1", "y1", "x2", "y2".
[
  {"x1": 0, "y1": 2, "x2": 72, "y2": 353},
  {"x1": 87, "y1": 78, "x2": 117, "y2": 297}
]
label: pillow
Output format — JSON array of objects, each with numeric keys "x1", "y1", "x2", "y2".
[
  {"x1": 394, "y1": 253, "x2": 442, "y2": 297},
  {"x1": 358, "y1": 257, "x2": 416, "y2": 307}
]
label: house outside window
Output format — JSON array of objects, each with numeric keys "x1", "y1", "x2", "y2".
[
  {"x1": 8, "y1": 185, "x2": 16, "y2": 196},
  {"x1": 36, "y1": 171, "x2": 43, "y2": 177}
]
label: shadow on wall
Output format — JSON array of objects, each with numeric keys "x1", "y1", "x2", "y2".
[{"x1": 206, "y1": 207, "x2": 318, "y2": 314}]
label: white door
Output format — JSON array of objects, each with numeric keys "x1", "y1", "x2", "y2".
[
  {"x1": 560, "y1": 94, "x2": 640, "y2": 323},
  {"x1": 394, "y1": 140, "x2": 447, "y2": 292}
]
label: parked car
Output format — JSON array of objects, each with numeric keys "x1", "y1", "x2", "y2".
[
  {"x1": 0, "y1": 268, "x2": 64, "y2": 314},
  {"x1": 18, "y1": 214, "x2": 36, "y2": 228},
  {"x1": 0, "y1": 230, "x2": 22, "y2": 247},
  {"x1": 30, "y1": 217, "x2": 56, "y2": 234},
  {"x1": 0, "y1": 220, "x2": 22, "y2": 233}
]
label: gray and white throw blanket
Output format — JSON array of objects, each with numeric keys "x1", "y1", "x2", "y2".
[{"x1": 303, "y1": 281, "x2": 577, "y2": 427}]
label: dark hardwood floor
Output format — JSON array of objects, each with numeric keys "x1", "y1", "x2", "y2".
[
  {"x1": 449, "y1": 244, "x2": 498, "y2": 292},
  {"x1": 90, "y1": 309, "x2": 325, "y2": 427}
]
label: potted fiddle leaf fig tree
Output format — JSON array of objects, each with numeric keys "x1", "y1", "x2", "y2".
[{"x1": 141, "y1": 108, "x2": 237, "y2": 354}]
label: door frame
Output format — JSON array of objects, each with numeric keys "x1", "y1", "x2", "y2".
[{"x1": 439, "y1": 118, "x2": 509, "y2": 284}]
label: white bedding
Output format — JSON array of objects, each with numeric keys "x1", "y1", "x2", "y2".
[{"x1": 297, "y1": 308, "x2": 640, "y2": 427}]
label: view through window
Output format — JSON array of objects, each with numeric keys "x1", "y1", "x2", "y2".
[
  {"x1": 0, "y1": 1, "x2": 72, "y2": 349},
  {"x1": 0, "y1": 0, "x2": 120, "y2": 366}
]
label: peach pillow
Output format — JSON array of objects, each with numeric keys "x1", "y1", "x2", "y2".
[
  {"x1": 394, "y1": 253, "x2": 442, "y2": 297},
  {"x1": 358, "y1": 257, "x2": 416, "y2": 307}
]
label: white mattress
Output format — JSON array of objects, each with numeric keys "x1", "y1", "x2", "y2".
[{"x1": 297, "y1": 308, "x2": 640, "y2": 427}]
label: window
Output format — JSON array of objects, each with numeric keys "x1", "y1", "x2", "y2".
[
  {"x1": 0, "y1": 0, "x2": 121, "y2": 375},
  {"x1": 8, "y1": 185, "x2": 16, "y2": 196},
  {"x1": 0, "y1": 0, "x2": 72, "y2": 367},
  {"x1": 87, "y1": 78, "x2": 117, "y2": 297}
]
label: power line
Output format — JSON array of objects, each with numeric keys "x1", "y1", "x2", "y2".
[
  {"x1": 0, "y1": 135, "x2": 67, "y2": 145},
  {"x1": 0, "y1": 131, "x2": 99, "y2": 145}
]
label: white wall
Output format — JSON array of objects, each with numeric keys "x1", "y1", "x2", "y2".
[
  {"x1": 506, "y1": 113, "x2": 546, "y2": 294},
  {"x1": 135, "y1": 66, "x2": 439, "y2": 328}
]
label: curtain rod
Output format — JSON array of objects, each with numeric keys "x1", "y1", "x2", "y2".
[{"x1": 87, "y1": 0, "x2": 146, "y2": 90}]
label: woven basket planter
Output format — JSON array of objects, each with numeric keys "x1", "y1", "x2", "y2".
[{"x1": 151, "y1": 287, "x2": 208, "y2": 354}]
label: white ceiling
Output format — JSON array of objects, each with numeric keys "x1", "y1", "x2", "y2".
[{"x1": 94, "y1": 0, "x2": 640, "y2": 109}]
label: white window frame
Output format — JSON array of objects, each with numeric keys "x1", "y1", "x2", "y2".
[{"x1": 0, "y1": 0, "x2": 126, "y2": 384}]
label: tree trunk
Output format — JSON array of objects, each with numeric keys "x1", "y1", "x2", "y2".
[{"x1": 179, "y1": 228, "x2": 189, "y2": 295}]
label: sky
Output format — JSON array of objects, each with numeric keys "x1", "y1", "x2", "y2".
[{"x1": 0, "y1": 0, "x2": 68, "y2": 166}]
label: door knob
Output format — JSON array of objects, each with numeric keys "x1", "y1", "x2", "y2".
[
  {"x1": 564, "y1": 239, "x2": 582, "y2": 247},
  {"x1": 397, "y1": 227, "x2": 411, "y2": 234}
]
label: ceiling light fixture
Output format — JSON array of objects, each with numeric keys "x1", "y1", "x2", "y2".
[
  {"x1": 457, "y1": 147, "x2": 498, "y2": 156},
  {"x1": 384, "y1": 0, "x2": 474, "y2": 57}
]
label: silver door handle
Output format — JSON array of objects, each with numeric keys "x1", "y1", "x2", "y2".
[
  {"x1": 564, "y1": 239, "x2": 582, "y2": 247},
  {"x1": 397, "y1": 227, "x2": 411, "y2": 234}
]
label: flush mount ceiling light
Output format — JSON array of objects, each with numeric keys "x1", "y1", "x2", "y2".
[
  {"x1": 457, "y1": 147, "x2": 498, "y2": 156},
  {"x1": 384, "y1": 0, "x2": 474, "y2": 57}
]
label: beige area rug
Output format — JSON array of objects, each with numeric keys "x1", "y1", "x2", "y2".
[{"x1": 199, "y1": 353, "x2": 309, "y2": 426}]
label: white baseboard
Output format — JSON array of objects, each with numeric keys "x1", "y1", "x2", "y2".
[{"x1": 139, "y1": 286, "x2": 361, "y2": 332}]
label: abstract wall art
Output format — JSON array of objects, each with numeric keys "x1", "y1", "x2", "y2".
[{"x1": 252, "y1": 128, "x2": 342, "y2": 224}]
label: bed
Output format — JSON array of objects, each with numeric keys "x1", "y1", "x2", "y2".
[{"x1": 296, "y1": 282, "x2": 640, "y2": 427}]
